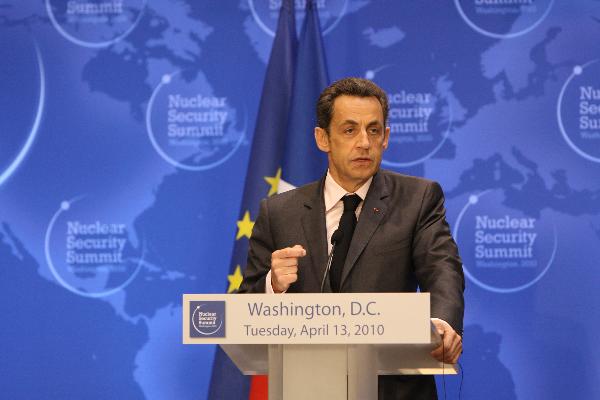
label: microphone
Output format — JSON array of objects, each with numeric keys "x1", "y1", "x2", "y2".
[{"x1": 320, "y1": 229, "x2": 343, "y2": 292}]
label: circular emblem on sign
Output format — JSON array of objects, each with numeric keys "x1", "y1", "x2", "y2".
[
  {"x1": 44, "y1": 197, "x2": 145, "y2": 298},
  {"x1": 367, "y1": 66, "x2": 451, "y2": 168},
  {"x1": 454, "y1": 0, "x2": 554, "y2": 39},
  {"x1": 146, "y1": 72, "x2": 246, "y2": 171},
  {"x1": 557, "y1": 61, "x2": 600, "y2": 163},
  {"x1": 453, "y1": 190, "x2": 557, "y2": 293},
  {"x1": 248, "y1": 0, "x2": 348, "y2": 37},
  {"x1": 45, "y1": 0, "x2": 147, "y2": 48},
  {"x1": 191, "y1": 304, "x2": 224, "y2": 336}
]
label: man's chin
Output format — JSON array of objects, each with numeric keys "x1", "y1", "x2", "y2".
[{"x1": 350, "y1": 166, "x2": 377, "y2": 181}]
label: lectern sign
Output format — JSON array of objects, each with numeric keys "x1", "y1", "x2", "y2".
[{"x1": 183, "y1": 293, "x2": 430, "y2": 344}]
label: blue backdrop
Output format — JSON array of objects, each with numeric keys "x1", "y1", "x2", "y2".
[{"x1": 1, "y1": 1, "x2": 599, "y2": 399}]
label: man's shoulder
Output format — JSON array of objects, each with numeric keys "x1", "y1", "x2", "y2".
[
  {"x1": 379, "y1": 169, "x2": 438, "y2": 190},
  {"x1": 264, "y1": 179, "x2": 322, "y2": 209},
  {"x1": 375, "y1": 169, "x2": 446, "y2": 204}
]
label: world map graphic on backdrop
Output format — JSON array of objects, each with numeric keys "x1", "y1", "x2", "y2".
[{"x1": 1, "y1": 1, "x2": 599, "y2": 399}]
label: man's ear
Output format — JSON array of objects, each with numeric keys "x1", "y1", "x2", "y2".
[
  {"x1": 315, "y1": 127, "x2": 330, "y2": 153},
  {"x1": 382, "y1": 126, "x2": 390, "y2": 150}
]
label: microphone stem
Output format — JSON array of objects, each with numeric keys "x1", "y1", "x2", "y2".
[{"x1": 320, "y1": 242, "x2": 337, "y2": 293}]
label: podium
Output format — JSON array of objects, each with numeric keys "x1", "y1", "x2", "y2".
[{"x1": 183, "y1": 293, "x2": 457, "y2": 400}]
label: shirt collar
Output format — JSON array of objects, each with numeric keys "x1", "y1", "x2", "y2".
[{"x1": 324, "y1": 170, "x2": 373, "y2": 212}]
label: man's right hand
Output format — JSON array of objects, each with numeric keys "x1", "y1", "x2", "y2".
[{"x1": 270, "y1": 245, "x2": 306, "y2": 293}]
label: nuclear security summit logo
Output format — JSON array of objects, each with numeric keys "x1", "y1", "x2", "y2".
[
  {"x1": 453, "y1": 190, "x2": 557, "y2": 294},
  {"x1": 557, "y1": 61, "x2": 600, "y2": 163},
  {"x1": 190, "y1": 301, "x2": 226, "y2": 338},
  {"x1": 365, "y1": 66, "x2": 451, "y2": 168},
  {"x1": 454, "y1": 0, "x2": 554, "y2": 39},
  {"x1": 45, "y1": 0, "x2": 147, "y2": 48},
  {"x1": 45, "y1": 197, "x2": 145, "y2": 298},
  {"x1": 146, "y1": 71, "x2": 246, "y2": 171}
]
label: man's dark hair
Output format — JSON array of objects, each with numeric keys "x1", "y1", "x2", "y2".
[{"x1": 316, "y1": 77, "x2": 389, "y2": 132}]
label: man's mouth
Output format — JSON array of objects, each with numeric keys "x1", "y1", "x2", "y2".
[{"x1": 352, "y1": 157, "x2": 372, "y2": 164}]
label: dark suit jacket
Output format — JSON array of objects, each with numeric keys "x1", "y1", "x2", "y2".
[{"x1": 239, "y1": 169, "x2": 464, "y2": 399}]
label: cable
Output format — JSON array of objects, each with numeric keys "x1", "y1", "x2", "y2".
[
  {"x1": 442, "y1": 335, "x2": 447, "y2": 400},
  {"x1": 458, "y1": 361, "x2": 464, "y2": 400}
]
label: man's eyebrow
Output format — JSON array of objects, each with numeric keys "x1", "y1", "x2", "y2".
[{"x1": 339, "y1": 119, "x2": 382, "y2": 126}]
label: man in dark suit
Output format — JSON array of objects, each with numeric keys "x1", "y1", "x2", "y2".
[{"x1": 239, "y1": 77, "x2": 464, "y2": 399}]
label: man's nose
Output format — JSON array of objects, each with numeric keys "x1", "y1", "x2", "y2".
[{"x1": 357, "y1": 128, "x2": 370, "y2": 149}]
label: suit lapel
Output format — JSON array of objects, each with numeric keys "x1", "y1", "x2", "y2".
[
  {"x1": 340, "y1": 172, "x2": 390, "y2": 288},
  {"x1": 300, "y1": 178, "x2": 328, "y2": 290}
]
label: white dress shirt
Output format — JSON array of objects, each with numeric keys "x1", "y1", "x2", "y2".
[{"x1": 266, "y1": 171, "x2": 372, "y2": 293}]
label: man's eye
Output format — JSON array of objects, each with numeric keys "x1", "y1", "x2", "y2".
[
  {"x1": 344, "y1": 128, "x2": 354, "y2": 134},
  {"x1": 369, "y1": 127, "x2": 380, "y2": 135}
]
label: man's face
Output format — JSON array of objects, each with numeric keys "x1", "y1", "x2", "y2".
[{"x1": 315, "y1": 95, "x2": 390, "y2": 192}]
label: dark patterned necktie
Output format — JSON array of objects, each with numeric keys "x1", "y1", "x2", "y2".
[{"x1": 329, "y1": 194, "x2": 362, "y2": 292}]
